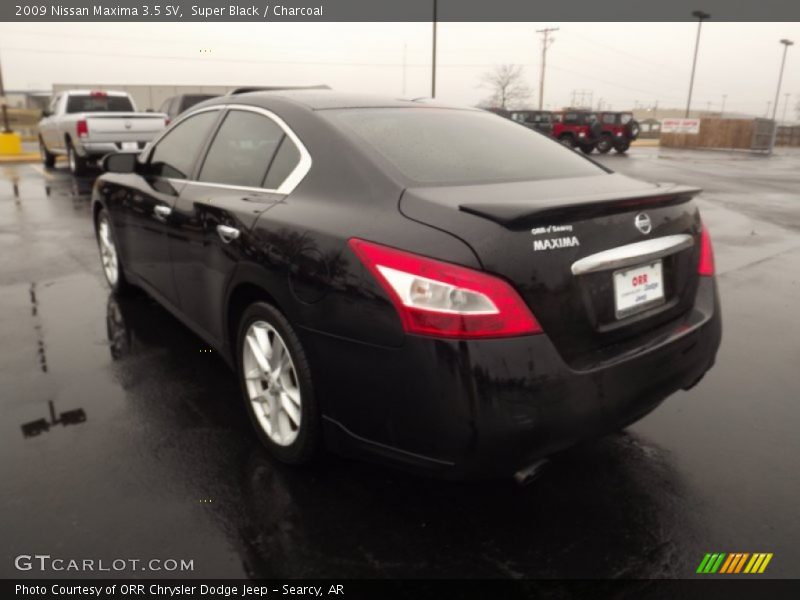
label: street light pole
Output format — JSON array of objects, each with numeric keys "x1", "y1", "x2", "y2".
[
  {"x1": 771, "y1": 39, "x2": 794, "y2": 121},
  {"x1": 782, "y1": 92, "x2": 790, "y2": 123},
  {"x1": 685, "y1": 10, "x2": 710, "y2": 118},
  {"x1": 431, "y1": 0, "x2": 437, "y2": 98}
]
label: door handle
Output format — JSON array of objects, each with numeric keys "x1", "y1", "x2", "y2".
[
  {"x1": 153, "y1": 205, "x2": 172, "y2": 219},
  {"x1": 216, "y1": 224, "x2": 240, "y2": 243}
]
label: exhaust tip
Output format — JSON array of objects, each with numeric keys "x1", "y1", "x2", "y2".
[{"x1": 513, "y1": 458, "x2": 549, "y2": 486}]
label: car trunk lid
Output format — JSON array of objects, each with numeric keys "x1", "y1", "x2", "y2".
[{"x1": 399, "y1": 174, "x2": 704, "y2": 368}]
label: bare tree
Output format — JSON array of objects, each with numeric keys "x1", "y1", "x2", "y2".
[{"x1": 479, "y1": 64, "x2": 532, "y2": 109}]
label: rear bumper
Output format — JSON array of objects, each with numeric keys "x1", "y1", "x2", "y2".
[
  {"x1": 308, "y1": 277, "x2": 721, "y2": 479},
  {"x1": 78, "y1": 141, "x2": 148, "y2": 157}
]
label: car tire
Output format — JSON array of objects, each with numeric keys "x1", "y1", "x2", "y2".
[
  {"x1": 559, "y1": 135, "x2": 576, "y2": 149},
  {"x1": 596, "y1": 135, "x2": 613, "y2": 154},
  {"x1": 625, "y1": 120, "x2": 641, "y2": 141},
  {"x1": 237, "y1": 302, "x2": 320, "y2": 466},
  {"x1": 67, "y1": 142, "x2": 88, "y2": 176},
  {"x1": 39, "y1": 137, "x2": 56, "y2": 168},
  {"x1": 94, "y1": 208, "x2": 131, "y2": 294},
  {"x1": 614, "y1": 140, "x2": 631, "y2": 154},
  {"x1": 579, "y1": 143, "x2": 595, "y2": 154}
]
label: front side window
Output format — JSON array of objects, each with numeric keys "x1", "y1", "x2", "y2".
[
  {"x1": 198, "y1": 110, "x2": 285, "y2": 188},
  {"x1": 620, "y1": 113, "x2": 633, "y2": 124},
  {"x1": 149, "y1": 110, "x2": 219, "y2": 179},
  {"x1": 602, "y1": 113, "x2": 616, "y2": 124}
]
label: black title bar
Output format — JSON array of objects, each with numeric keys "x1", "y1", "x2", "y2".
[{"x1": 4, "y1": 0, "x2": 800, "y2": 22}]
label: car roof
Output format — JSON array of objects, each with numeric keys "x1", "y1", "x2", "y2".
[{"x1": 218, "y1": 89, "x2": 477, "y2": 112}]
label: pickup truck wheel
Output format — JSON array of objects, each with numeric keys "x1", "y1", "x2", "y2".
[
  {"x1": 579, "y1": 143, "x2": 595, "y2": 154},
  {"x1": 67, "y1": 143, "x2": 88, "y2": 176},
  {"x1": 238, "y1": 302, "x2": 320, "y2": 466},
  {"x1": 95, "y1": 208, "x2": 131, "y2": 294},
  {"x1": 39, "y1": 138, "x2": 56, "y2": 168},
  {"x1": 596, "y1": 135, "x2": 613, "y2": 154}
]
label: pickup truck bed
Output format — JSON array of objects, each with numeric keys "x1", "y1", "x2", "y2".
[{"x1": 39, "y1": 90, "x2": 167, "y2": 176}]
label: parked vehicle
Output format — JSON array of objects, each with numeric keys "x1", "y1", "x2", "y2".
[
  {"x1": 158, "y1": 94, "x2": 218, "y2": 123},
  {"x1": 39, "y1": 90, "x2": 168, "y2": 175},
  {"x1": 596, "y1": 111, "x2": 641, "y2": 154},
  {"x1": 509, "y1": 110, "x2": 555, "y2": 135},
  {"x1": 552, "y1": 109, "x2": 603, "y2": 154},
  {"x1": 92, "y1": 91, "x2": 721, "y2": 480}
]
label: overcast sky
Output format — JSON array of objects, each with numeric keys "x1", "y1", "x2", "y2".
[{"x1": 1, "y1": 22, "x2": 798, "y2": 117}]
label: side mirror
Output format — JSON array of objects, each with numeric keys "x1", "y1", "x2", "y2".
[{"x1": 102, "y1": 152, "x2": 138, "y2": 174}]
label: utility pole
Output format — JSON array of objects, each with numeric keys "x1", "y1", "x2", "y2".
[
  {"x1": 766, "y1": 101, "x2": 771, "y2": 118},
  {"x1": 771, "y1": 39, "x2": 794, "y2": 120},
  {"x1": 431, "y1": 0, "x2": 437, "y2": 98},
  {"x1": 536, "y1": 27, "x2": 558, "y2": 110},
  {"x1": 721, "y1": 94, "x2": 727, "y2": 116},
  {"x1": 685, "y1": 10, "x2": 710, "y2": 118},
  {"x1": 0, "y1": 49, "x2": 9, "y2": 133},
  {"x1": 402, "y1": 43, "x2": 407, "y2": 96}
]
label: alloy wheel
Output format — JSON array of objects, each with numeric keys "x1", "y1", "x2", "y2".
[
  {"x1": 97, "y1": 216, "x2": 119, "y2": 286},
  {"x1": 242, "y1": 321, "x2": 302, "y2": 446}
]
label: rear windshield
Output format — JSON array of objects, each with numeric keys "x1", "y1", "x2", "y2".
[
  {"x1": 179, "y1": 95, "x2": 216, "y2": 112},
  {"x1": 66, "y1": 94, "x2": 134, "y2": 113},
  {"x1": 327, "y1": 108, "x2": 605, "y2": 185}
]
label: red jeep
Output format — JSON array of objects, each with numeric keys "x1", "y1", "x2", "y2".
[
  {"x1": 596, "y1": 112, "x2": 640, "y2": 154},
  {"x1": 552, "y1": 110, "x2": 603, "y2": 154}
]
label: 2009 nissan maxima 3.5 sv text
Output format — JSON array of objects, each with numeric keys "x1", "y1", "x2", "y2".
[{"x1": 92, "y1": 90, "x2": 721, "y2": 479}]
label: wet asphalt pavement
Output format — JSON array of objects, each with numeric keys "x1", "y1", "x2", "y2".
[{"x1": 1, "y1": 148, "x2": 799, "y2": 580}]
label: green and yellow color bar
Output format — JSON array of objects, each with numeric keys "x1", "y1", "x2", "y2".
[{"x1": 696, "y1": 552, "x2": 773, "y2": 574}]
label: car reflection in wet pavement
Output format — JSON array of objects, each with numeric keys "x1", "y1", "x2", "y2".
[{"x1": 1, "y1": 153, "x2": 799, "y2": 579}]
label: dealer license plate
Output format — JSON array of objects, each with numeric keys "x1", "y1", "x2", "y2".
[{"x1": 613, "y1": 261, "x2": 665, "y2": 318}]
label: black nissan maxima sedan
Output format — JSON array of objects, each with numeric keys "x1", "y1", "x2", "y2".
[{"x1": 92, "y1": 90, "x2": 721, "y2": 480}]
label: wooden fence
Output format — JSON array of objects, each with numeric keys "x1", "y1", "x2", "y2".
[
  {"x1": 775, "y1": 126, "x2": 800, "y2": 147},
  {"x1": 660, "y1": 118, "x2": 756, "y2": 150}
]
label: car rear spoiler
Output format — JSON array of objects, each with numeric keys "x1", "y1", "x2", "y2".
[{"x1": 459, "y1": 184, "x2": 702, "y2": 228}]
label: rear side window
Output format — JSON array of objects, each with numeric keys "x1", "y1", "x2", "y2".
[
  {"x1": 149, "y1": 110, "x2": 219, "y2": 179},
  {"x1": 602, "y1": 114, "x2": 616, "y2": 124},
  {"x1": 198, "y1": 110, "x2": 284, "y2": 188},
  {"x1": 66, "y1": 94, "x2": 134, "y2": 113},
  {"x1": 263, "y1": 136, "x2": 301, "y2": 190},
  {"x1": 327, "y1": 108, "x2": 605, "y2": 185}
]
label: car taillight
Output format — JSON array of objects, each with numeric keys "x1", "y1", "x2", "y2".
[
  {"x1": 698, "y1": 224, "x2": 715, "y2": 276},
  {"x1": 349, "y1": 238, "x2": 542, "y2": 339},
  {"x1": 76, "y1": 120, "x2": 88, "y2": 138}
]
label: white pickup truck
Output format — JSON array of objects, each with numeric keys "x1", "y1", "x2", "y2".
[{"x1": 38, "y1": 90, "x2": 168, "y2": 176}]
